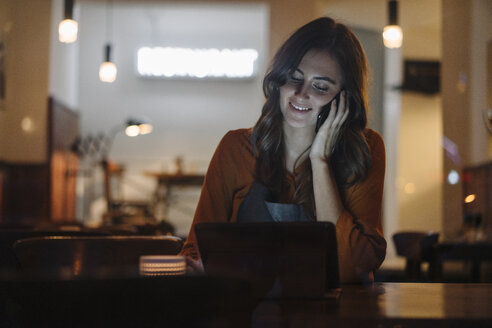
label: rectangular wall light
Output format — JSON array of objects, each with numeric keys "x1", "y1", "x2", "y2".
[{"x1": 137, "y1": 47, "x2": 258, "y2": 79}]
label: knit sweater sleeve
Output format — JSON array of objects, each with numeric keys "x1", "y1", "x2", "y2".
[{"x1": 335, "y1": 129, "x2": 387, "y2": 283}]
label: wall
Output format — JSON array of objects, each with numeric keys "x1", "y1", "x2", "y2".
[
  {"x1": 352, "y1": 27, "x2": 384, "y2": 135},
  {"x1": 0, "y1": 0, "x2": 9, "y2": 160},
  {"x1": 397, "y1": 0, "x2": 443, "y2": 241},
  {"x1": 78, "y1": 1, "x2": 269, "y2": 157},
  {"x1": 266, "y1": 0, "x2": 317, "y2": 58},
  {"x1": 322, "y1": 0, "x2": 441, "y2": 60},
  {"x1": 0, "y1": 0, "x2": 51, "y2": 163},
  {"x1": 442, "y1": 0, "x2": 492, "y2": 238},
  {"x1": 470, "y1": 0, "x2": 492, "y2": 163},
  {"x1": 398, "y1": 93, "x2": 442, "y2": 232}
]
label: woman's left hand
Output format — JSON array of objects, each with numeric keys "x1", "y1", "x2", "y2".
[{"x1": 310, "y1": 90, "x2": 349, "y2": 161}]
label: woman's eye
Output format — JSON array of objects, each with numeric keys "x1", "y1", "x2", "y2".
[
  {"x1": 313, "y1": 84, "x2": 329, "y2": 93},
  {"x1": 288, "y1": 76, "x2": 303, "y2": 84}
]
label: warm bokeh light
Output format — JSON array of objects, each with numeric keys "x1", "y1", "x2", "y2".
[
  {"x1": 383, "y1": 25, "x2": 403, "y2": 48},
  {"x1": 404, "y1": 182, "x2": 416, "y2": 194},
  {"x1": 464, "y1": 194, "x2": 476, "y2": 204},
  {"x1": 21, "y1": 117, "x2": 34, "y2": 132},
  {"x1": 138, "y1": 123, "x2": 153, "y2": 135},
  {"x1": 58, "y1": 19, "x2": 78, "y2": 43},
  {"x1": 99, "y1": 61, "x2": 117, "y2": 83}
]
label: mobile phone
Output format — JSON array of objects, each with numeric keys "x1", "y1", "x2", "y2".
[{"x1": 315, "y1": 92, "x2": 342, "y2": 133}]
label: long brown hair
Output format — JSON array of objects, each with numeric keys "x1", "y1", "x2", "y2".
[{"x1": 251, "y1": 17, "x2": 371, "y2": 220}]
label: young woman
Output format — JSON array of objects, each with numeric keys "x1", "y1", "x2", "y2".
[{"x1": 181, "y1": 17, "x2": 386, "y2": 284}]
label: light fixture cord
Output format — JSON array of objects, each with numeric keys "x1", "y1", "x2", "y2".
[
  {"x1": 104, "y1": 0, "x2": 114, "y2": 61},
  {"x1": 64, "y1": 0, "x2": 74, "y2": 20},
  {"x1": 389, "y1": 0, "x2": 398, "y2": 26},
  {"x1": 105, "y1": 0, "x2": 113, "y2": 46}
]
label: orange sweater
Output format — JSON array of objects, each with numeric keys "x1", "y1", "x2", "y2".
[{"x1": 181, "y1": 128, "x2": 386, "y2": 283}]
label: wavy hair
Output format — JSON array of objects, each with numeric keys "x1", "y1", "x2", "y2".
[{"x1": 251, "y1": 17, "x2": 371, "y2": 220}]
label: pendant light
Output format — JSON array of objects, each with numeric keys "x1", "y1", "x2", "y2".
[
  {"x1": 99, "y1": 0, "x2": 117, "y2": 83},
  {"x1": 99, "y1": 44, "x2": 117, "y2": 83},
  {"x1": 58, "y1": 0, "x2": 78, "y2": 43},
  {"x1": 383, "y1": 0, "x2": 403, "y2": 48}
]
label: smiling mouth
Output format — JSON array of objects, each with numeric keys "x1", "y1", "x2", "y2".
[{"x1": 290, "y1": 102, "x2": 311, "y2": 111}]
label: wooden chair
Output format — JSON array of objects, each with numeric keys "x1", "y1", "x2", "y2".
[
  {"x1": 101, "y1": 160, "x2": 155, "y2": 226},
  {"x1": 13, "y1": 235, "x2": 183, "y2": 276},
  {"x1": 0, "y1": 229, "x2": 111, "y2": 272},
  {"x1": 392, "y1": 231, "x2": 439, "y2": 281}
]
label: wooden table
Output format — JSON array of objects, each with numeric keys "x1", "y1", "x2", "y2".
[
  {"x1": 144, "y1": 172, "x2": 205, "y2": 221},
  {"x1": 433, "y1": 240, "x2": 492, "y2": 282},
  {"x1": 1, "y1": 269, "x2": 492, "y2": 328},
  {"x1": 0, "y1": 271, "x2": 252, "y2": 327},
  {"x1": 253, "y1": 283, "x2": 492, "y2": 327},
  {"x1": 144, "y1": 172, "x2": 205, "y2": 186}
]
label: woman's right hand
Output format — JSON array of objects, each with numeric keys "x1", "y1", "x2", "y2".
[{"x1": 185, "y1": 257, "x2": 205, "y2": 275}]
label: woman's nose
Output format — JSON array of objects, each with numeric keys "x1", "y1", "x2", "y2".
[{"x1": 295, "y1": 83, "x2": 310, "y2": 99}]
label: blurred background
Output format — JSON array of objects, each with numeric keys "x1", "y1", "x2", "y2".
[{"x1": 0, "y1": 0, "x2": 491, "y2": 274}]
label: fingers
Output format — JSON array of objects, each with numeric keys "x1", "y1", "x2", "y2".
[
  {"x1": 320, "y1": 90, "x2": 349, "y2": 133},
  {"x1": 310, "y1": 91, "x2": 350, "y2": 160},
  {"x1": 333, "y1": 91, "x2": 349, "y2": 127},
  {"x1": 185, "y1": 257, "x2": 205, "y2": 275},
  {"x1": 318, "y1": 91, "x2": 349, "y2": 157}
]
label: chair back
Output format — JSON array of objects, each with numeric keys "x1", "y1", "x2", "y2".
[
  {"x1": 13, "y1": 235, "x2": 183, "y2": 275},
  {"x1": 392, "y1": 231, "x2": 440, "y2": 281},
  {"x1": 393, "y1": 231, "x2": 439, "y2": 261},
  {"x1": 101, "y1": 160, "x2": 156, "y2": 226},
  {"x1": 0, "y1": 229, "x2": 112, "y2": 271}
]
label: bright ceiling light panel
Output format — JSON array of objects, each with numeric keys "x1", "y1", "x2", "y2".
[{"x1": 137, "y1": 47, "x2": 259, "y2": 79}]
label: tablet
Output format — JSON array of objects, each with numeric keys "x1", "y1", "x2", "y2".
[{"x1": 194, "y1": 221, "x2": 340, "y2": 299}]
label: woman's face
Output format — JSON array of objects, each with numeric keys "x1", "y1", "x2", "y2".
[{"x1": 279, "y1": 49, "x2": 344, "y2": 131}]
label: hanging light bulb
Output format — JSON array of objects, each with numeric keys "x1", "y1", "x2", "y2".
[
  {"x1": 383, "y1": 26, "x2": 403, "y2": 49},
  {"x1": 59, "y1": 19, "x2": 78, "y2": 43},
  {"x1": 58, "y1": 0, "x2": 78, "y2": 43},
  {"x1": 99, "y1": 44, "x2": 117, "y2": 83},
  {"x1": 99, "y1": 1, "x2": 117, "y2": 83},
  {"x1": 383, "y1": 0, "x2": 403, "y2": 48}
]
